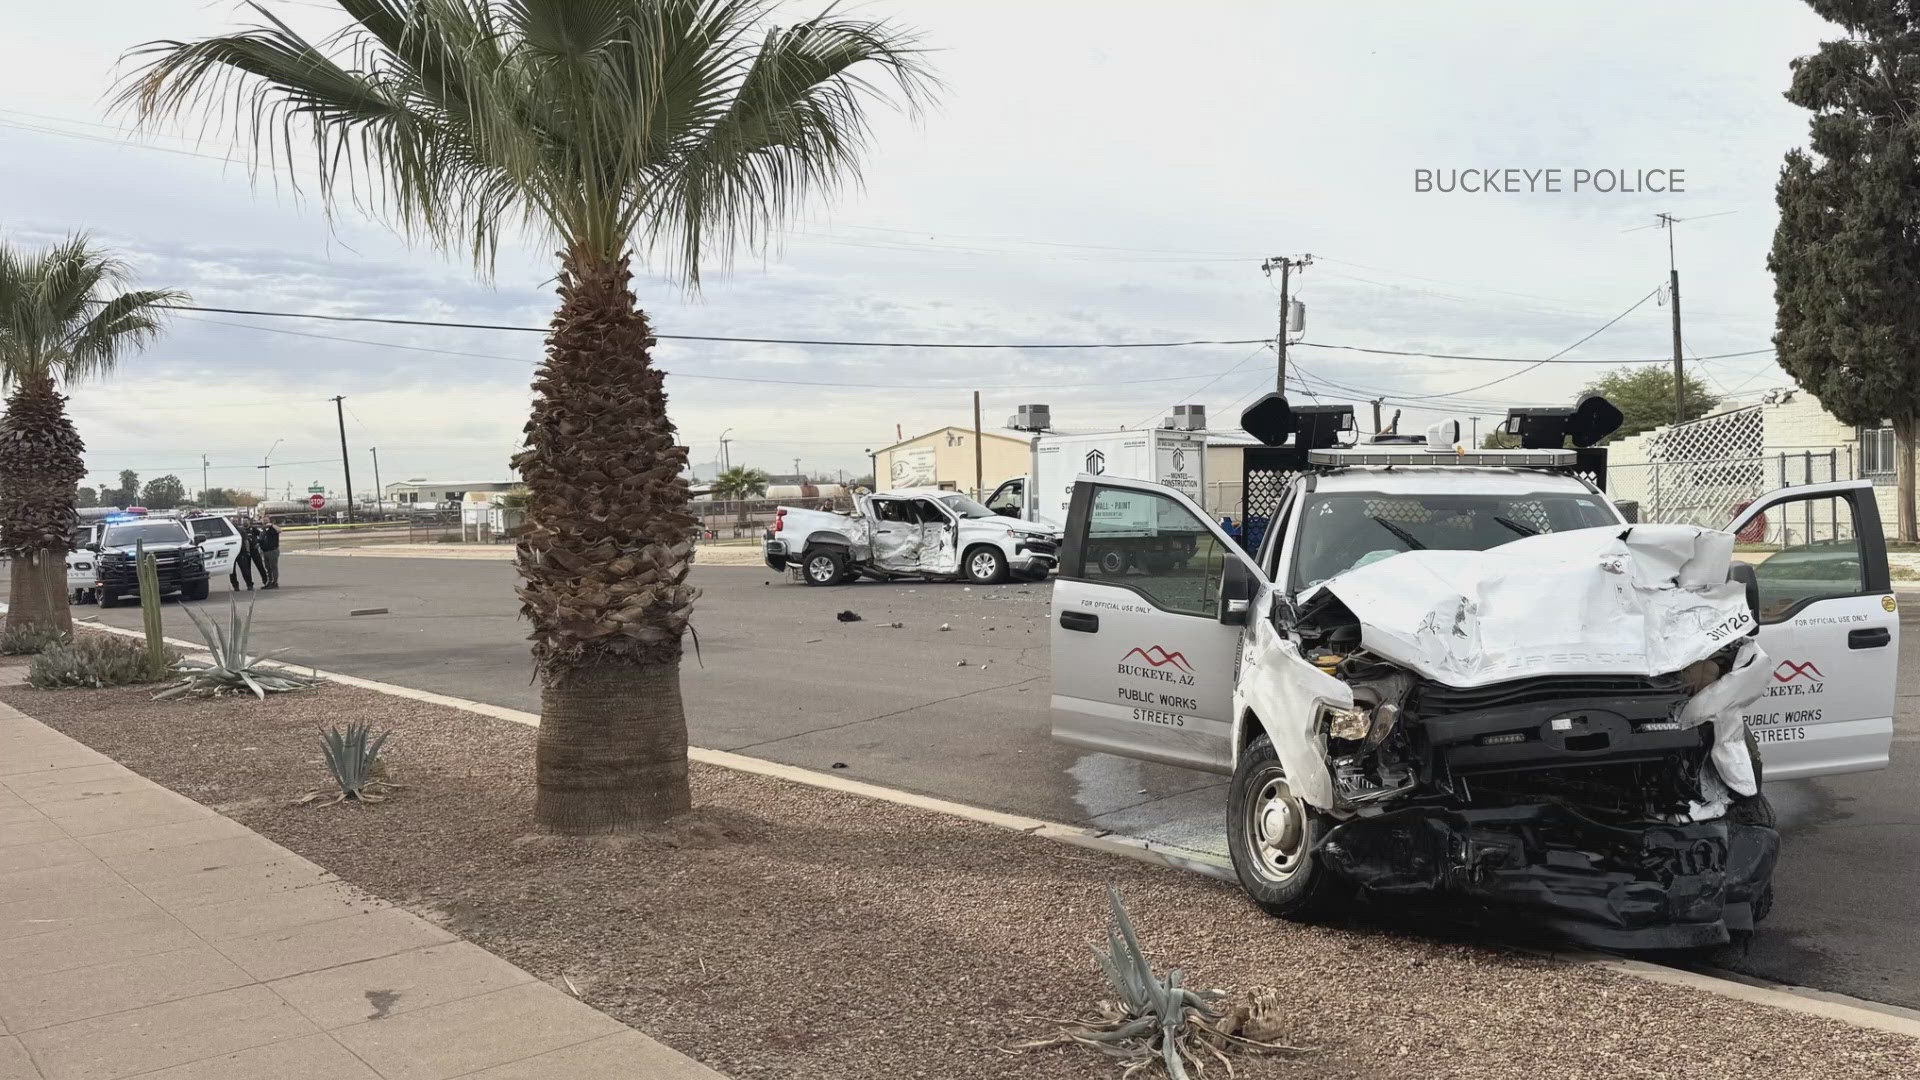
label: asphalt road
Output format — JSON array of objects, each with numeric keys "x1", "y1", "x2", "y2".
[{"x1": 48, "y1": 553, "x2": 1920, "y2": 1010}]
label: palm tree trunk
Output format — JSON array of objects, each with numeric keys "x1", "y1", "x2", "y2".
[
  {"x1": 514, "y1": 249, "x2": 700, "y2": 833},
  {"x1": 0, "y1": 376, "x2": 83, "y2": 639}
]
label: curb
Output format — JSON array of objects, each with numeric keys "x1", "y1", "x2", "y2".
[{"x1": 59, "y1": 615, "x2": 1920, "y2": 1041}]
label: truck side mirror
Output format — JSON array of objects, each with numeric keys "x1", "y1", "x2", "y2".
[{"x1": 1219, "y1": 557, "x2": 1257, "y2": 626}]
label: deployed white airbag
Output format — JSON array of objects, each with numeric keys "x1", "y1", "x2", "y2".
[{"x1": 1319, "y1": 524, "x2": 1756, "y2": 687}]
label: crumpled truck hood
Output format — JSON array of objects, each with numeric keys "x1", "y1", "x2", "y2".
[{"x1": 1314, "y1": 523, "x2": 1756, "y2": 687}]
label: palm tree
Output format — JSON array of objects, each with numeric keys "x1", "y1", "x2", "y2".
[
  {"x1": 711, "y1": 465, "x2": 769, "y2": 526},
  {"x1": 120, "y1": 1, "x2": 932, "y2": 832},
  {"x1": 0, "y1": 236, "x2": 183, "y2": 638}
]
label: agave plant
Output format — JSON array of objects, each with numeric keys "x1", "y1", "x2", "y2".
[
  {"x1": 306, "y1": 721, "x2": 395, "y2": 806},
  {"x1": 1008, "y1": 887, "x2": 1307, "y2": 1077},
  {"x1": 155, "y1": 596, "x2": 318, "y2": 699}
]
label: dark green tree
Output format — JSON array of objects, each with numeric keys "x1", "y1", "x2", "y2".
[
  {"x1": 1772, "y1": 0, "x2": 1920, "y2": 541},
  {"x1": 75, "y1": 486, "x2": 97, "y2": 508},
  {"x1": 113, "y1": 470, "x2": 138, "y2": 506},
  {"x1": 1578, "y1": 366, "x2": 1720, "y2": 443},
  {"x1": 199, "y1": 486, "x2": 252, "y2": 507},
  {"x1": 140, "y1": 474, "x2": 185, "y2": 510}
]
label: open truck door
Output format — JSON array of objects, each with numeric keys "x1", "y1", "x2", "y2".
[
  {"x1": 1726, "y1": 479, "x2": 1898, "y2": 779},
  {"x1": 1050, "y1": 475, "x2": 1262, "y2": 774}
]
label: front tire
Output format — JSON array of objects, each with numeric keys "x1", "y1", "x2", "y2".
[
  {"x1": 964, "y1": 546, "x2": 1007, "y2": 584},
  {"x1": 1227, "y1": 733, "x2": 1350, "y2": 921},
  {"x1": 183, "y1": 579, "x2": 210, "y2": 601},
  {"x1": 801, "y1": 549, "x2": 846, "y2": 587},
  {"x1": 97, "y1": 589, "x2": 119, "y2": 609}
]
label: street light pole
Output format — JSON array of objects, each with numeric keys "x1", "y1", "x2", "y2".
[
  {"x1": 257, "y1": 439, "x2": 283, "y2": 502},
  {"x1": 370, "y1": 447, "x2": 383, "y2": 519}
]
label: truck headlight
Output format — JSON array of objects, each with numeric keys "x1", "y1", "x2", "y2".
[
  {"x1": 1324, "y1": 705, "x2": 1371, "y2": 741},
  {"x1": 1323, "y1": 701, "x2": 1401, "y2": 743}
]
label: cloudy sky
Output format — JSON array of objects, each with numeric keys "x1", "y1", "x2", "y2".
[{"x1": 0, "y1": 0, "x2": 1831, "y2": 498}]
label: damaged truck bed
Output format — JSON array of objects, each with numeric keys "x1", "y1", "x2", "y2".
[{"x1": 1050, "y1": 396, "x2": 1897, "y2": 950}]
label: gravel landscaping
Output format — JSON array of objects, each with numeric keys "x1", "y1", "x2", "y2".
[{"x1": 4, "y1": 673, "x2": 1918, "y2": 1079}]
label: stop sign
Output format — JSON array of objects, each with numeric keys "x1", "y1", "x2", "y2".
[{"x1": 309, "y1": 494, "x2": 326, "y2": 510}]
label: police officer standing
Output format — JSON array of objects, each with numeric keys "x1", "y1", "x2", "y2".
[
  {"x1": 230, "y1": 520, "x2": 258, "y2": 591},
  {"x1": 256, "y1": 517, "x2": 281, "y2": 589}
]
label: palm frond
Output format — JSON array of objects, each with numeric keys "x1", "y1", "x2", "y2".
[
  {"x1": 0, "y1": 234, "x2": 186, "y2": 388},
  {"x1": 117, "y1": 0, "x2": 935, "y2": 286}
]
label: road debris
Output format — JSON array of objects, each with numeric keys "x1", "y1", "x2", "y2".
[{"x1": 836, "y1": 610, "x2": 862, "y2": 622}]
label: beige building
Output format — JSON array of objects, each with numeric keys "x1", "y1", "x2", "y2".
[{"x1": 871, "y1": 426, "x2": 1032, "y2": 498}]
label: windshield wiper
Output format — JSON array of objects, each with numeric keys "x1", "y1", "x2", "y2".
[
  {"x1": 1367, "y1": 515, "x2": 1426, "y2": 550},
  {"x1": 1492, "y1": 515, "x2": 1538, "y2": 537}
]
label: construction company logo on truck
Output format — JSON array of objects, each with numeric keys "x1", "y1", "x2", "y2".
[
  {"x1": 1085, "y1": 449, "x2": 1106, "y2": 476},
  {"x1": 1156, "y1": 437, "x2": 1201, "y2": 502}
]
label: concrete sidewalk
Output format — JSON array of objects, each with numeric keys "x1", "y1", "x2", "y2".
[{"x1": 0, "y1": 701, "x2": 719, "y2": 1080}]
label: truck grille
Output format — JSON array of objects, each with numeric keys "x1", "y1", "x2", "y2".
[{"x1": 1414, "y1": 672, "x2": 1685, "y2": 715}]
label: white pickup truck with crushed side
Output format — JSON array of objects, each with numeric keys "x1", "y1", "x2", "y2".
[
  {"x1": 765, "y1": 489, "x2": 1058, "y2": 585},
  {"x1": 1050, "y1": 394, "x2": 1898, "y2": 949}
]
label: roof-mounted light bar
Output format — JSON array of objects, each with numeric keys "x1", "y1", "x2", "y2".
[{"x1": 1308, "y1": 447, "x2": 1577, "y2": 468}]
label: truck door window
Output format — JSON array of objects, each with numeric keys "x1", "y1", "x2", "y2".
[
  {"x1": 1744, "y1": 494, "x2": 1864, "y2": 621},
  {"x1": 985, "y1": 480, "x2": 1022, "y2": 515},
  {"x1": 1079, "y1": 485, "x2": 1228, "y2": 617},
  {"x1": 189, "y1": 518, "x2": 231, "y2": 541},
  {"x1": 872, "y1": 499, "x2": 909, "y2": 522}
]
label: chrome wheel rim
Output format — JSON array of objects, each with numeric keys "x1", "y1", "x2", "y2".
[
  {"x1": 807, "y1": 556, "x2": 836, "y2": 582},
  {"x1": 970, "y1": 551, "x2": 997, "y2": 579},
  {"x1": 1248, "y1": 774, "x2": 1305, "y2": 880}
]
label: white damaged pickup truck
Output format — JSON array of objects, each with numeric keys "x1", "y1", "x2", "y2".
[
  {"x1": 1051, "y1": 395, "x2": 1898, "y2": 948},
  {"x1": 765, "y1": 489, "x2": 1059, "y2": 585}
]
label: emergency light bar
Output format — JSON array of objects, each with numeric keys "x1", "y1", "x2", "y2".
[{"x1": 1308, "y1": 447, "x2": 1577, "y2": 468}]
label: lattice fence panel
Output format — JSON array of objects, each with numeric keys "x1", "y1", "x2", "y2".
[{"x1": 1626, "y1": 405, "x2": 1769, "y2": 527}]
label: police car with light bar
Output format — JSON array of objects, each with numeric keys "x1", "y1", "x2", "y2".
[{"x1": 1048, "y1": 394, "x2": 1898, "y2": 948}]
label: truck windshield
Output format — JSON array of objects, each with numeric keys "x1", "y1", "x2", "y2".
[
  {"x1": 938, "y1": 494, "x2": 997, "y2": 519},
  {"x1": 1291, "y1": 491, "x2": 1618, "y2": 590},
  {"x1": 101, "y1": 523, "x2": 191, "y2": 548}
]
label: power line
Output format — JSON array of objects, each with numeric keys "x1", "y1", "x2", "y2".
[
  {"x1": 1130, "y1": 342, "x2": 1270, "y2": 428},
  {"x1": 1294, "y1": 341, "x2": 1773, "y2": 365},
  {"x1": 157, "y1": 301, "x2": 1776, "y2": 365},
  {"x1": 168, "y1": 312, "x2": 1270, "y2": 389},
  {"x1": 155, "y1": 302, "x2": 1266, "y2": 349},
  {"x1": 1393, "y1": 285, "x2": 1664, "y2": 401}
]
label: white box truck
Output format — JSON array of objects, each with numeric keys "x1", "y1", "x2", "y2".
[{"x1": 984, "y1": 427, "x2": 1207, "y2": 531}]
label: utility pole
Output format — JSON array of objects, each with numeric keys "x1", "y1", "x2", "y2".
[
  {"x1": 1370, "y1": 398, "x2": 1384, "y2": 434},
  {"x1": 1261, "y1": 254, "x2": 1312, "y2": 391},
  {"x1": 370, "y1": 447, "x2": 383, "y2": 519},
  {"x1": 1658, "y1": 212, "x2": 1686, "y2": 425},
  {"x1": 331, "y1": 395, "x2": 356, "y2": 525},
  {"x1": 200, "y1": 454, "x2": 208, "y2": 504},
  {"x1": 972, "y1": 390, "x2": 984, "y2": 500}
]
